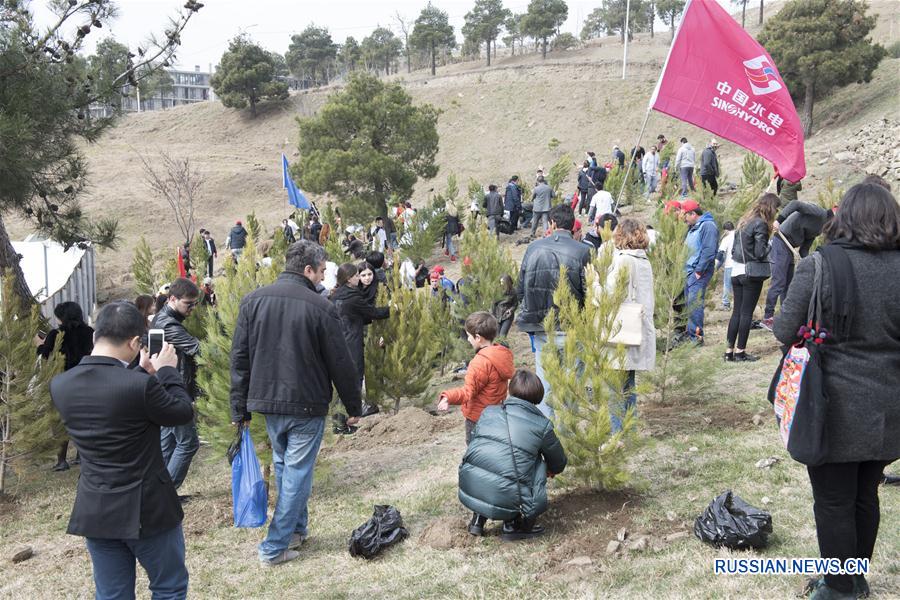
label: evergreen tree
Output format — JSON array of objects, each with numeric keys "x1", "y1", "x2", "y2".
[
  {"x1": 732, "y1": 0, "x2": 750, "y2": 28},
  {"x1": 195, "y1": 239, "x2": 273, "y2": 464},
  {"x1": 604, "y1": 166, "x2": 642, "y2": 210},
  {"x1": 399, "y1": 208, "x2": 445, "y2": 265},
  {"x1": 296, "y1": 74, "x2": 439, "y2": 220},
  {"x1": 462, "y1": 0, "x2": 512, "y2": 67},
  {"x1": 338, "y1": 36, "x2": 363, "y2": 73},
  {"x1": 502, "y1": 13, "x2": 525, "y2": 56},
  {"x1": 644, "y1": 211, "x2": 716, "y2": 404},
  {"x1": 285, "y1": 25, "x2": 338, "y2": 85},
  {"x1": 190, "y1": 233, "x2": 209, "y2": 279},
  {"x1": 521, "y1": 0, "x2": 569, "y2": 59},
  {"x1": 656, "y1": 0, "x2": 686, "y2": 41},
  {"x1": 0, "y1": 1, "x2": 200, "y2": 306},
  {"x1": 364, "y1": 276, "x2": 443, "y2": 413},
  {"x1": 132, "y1": 236, "x2": 158, "y2": 295},
  {"x1": 457, "y1": 220, "x2": 518, "y2": 316},
  {"x1": 758, "y1": 0, "x2": 885, "y2": 136},
  {"x1": 547, "y1": 154, "x2": 573, "y2": 198},
  {"x1": 210, "y1": 36, "x2": 290, "y2": 118},
  {"x1": 592, "y1": 0, "x2": 650, "y2": 44},
  {"x1": 0, "y1": 276, "x2": 64, "y2": 493},
  {"x1": 411, "y1": 2, "x2": 457, "y2": 76},
  {"x1": 245, "y1": 212, "x2": 261, "y2": 245},
  {"x1": 538, "y1": 249, "x2": 637, "y2": 490},
  {"x1": 360, "y1": 28, "x2": 403, "y2": 76}
]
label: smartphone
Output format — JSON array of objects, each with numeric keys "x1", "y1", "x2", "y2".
[{"x1": 148, "y1": 328, "x2": 165, "y2": 357}]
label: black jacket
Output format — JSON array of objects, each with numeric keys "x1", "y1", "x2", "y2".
[
  {"x1": 330, "y1": 284, "x2": 389, "y2": 380},
  {"x1": 700, "y1": 147, "x2": 719, "y2": 177},
  {"x1": 228, "y1": 225, "x2": 248, "y2": 249},
  {"x1": 577, "y1": 170, "x2": 594, "y2": 192},
  {"x1": 589, "y1": 164, "x2": 607, "y2": 190},
  {"x1": 446, "y1": 214, "x2": 461, "y2": 236},
  {"x1": 37, "y1": 322, "x2": 94, "y2": 371},
  {"x1": 515, "y1": 230, "x2": 591, "y2": 333},
  {"x1": 731, "y1": 217, "x2": 771, "y2": 265},
  {"x1": 151, "y1": 305, "x2": 200, "y2": 400},
  {"x1": 777, "y1": 201, "x2": 829, "y2": 257},
  {"x1": 204, "y1": 238, "x2": 217, "y2": 257},
  {"x1": 51, "y1": 357, "x2": 193, "y2": 539},
  {"x1": 230, "y1": 271, "x2": 362, "y2": 422},
  {"x1": 504, "y1": 182, "x2": 522, "y2": 211},
  {"x1": 484, "y1": 191, "x2": 503, "y2": 217}
]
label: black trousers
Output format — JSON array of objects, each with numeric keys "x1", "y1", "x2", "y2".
[
  {"x1": 726, "y1": 275, "x2": 764, "y2": 349},
  {"x1": 578, "y1": 189, "x2": 590, "y2": 214},
  {"x1": 701, "y1": 174, "x2": 718, "y2": 195},
  {"x1": 807, "y1": 461, "x2": 890, "y2": 593},
  {"x1": 509, "y1": 209, "x2": 520, "y2": 232},
  {"x1": 207, "y1": 256, "x2": 214, "y2": 278}
]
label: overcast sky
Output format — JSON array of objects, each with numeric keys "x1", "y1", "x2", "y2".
[{"x1": 34, "y1": 0, "x2": 739, "y2": 72}]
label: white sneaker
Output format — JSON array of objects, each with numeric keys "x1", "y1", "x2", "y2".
[
  {"x1": 261, "y1": 549, "x2": 300, "y2": 567},
  {"x1": 289, "y1": 533, "x2": 308, "y2": 549}
]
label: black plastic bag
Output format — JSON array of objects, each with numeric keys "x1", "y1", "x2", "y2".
[
  {"x1": 348, "y1": 505, "x2": 408, "y2": 559},
  {"x1": 693, "y1": 490, "x2": 773, "y2": 549}
]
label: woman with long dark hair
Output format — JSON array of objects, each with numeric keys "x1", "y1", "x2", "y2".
[
  {"x1": 774, "y1": 182, "x2": 900, "y2": 600},
  {"x1": 725, "y1": 193, "x2": 780, "y2": 362},
  {"x1": 330, "y1": 263, "x2": 390, "y2": 385},
  {"x1": 492, "y1": 275, "x2": 518, "y2": 338},
  {"x1": 357, "y1": 262, "x2": 378, "y2": 306},
  {"x1": 134, "y1": 294, "x2": 157, "y2": 326},
  {"x1": 36, "y1": 301, "x2": 94, "y2": 471}
]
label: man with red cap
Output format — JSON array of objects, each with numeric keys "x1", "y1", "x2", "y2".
[
  {"x1": 681, "y1": 199, "x2": 718, "y2": 344},
  {"x1": 227, "y1": 220, "x2": 249, "y2": 260}
]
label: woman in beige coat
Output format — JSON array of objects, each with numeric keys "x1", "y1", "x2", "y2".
[{"x1": 604, "y1": 218, "x2": 655, "y2": 431}]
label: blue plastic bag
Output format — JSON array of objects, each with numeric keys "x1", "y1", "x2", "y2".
[{"x1": 232, "y1": 426, "x2": 268, "y2": 528}]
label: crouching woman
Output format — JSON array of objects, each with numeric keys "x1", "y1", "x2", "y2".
[{"x1": 457, "y1": 369, "x2": 567, "y2": 541}]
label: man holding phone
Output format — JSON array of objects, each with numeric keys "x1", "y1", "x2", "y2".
[
  {"x1": 51, "y1": 302, "x2": 193, "y2": 599},
  {"x1": 231, "y1": 240, "x2": 362, "y2": 566},
  {"x1": 151, "y1": 277, "x2": 202, "y2": 492}
]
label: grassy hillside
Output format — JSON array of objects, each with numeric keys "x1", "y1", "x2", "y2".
[{"x1": 7, "y1": 2, "x2": 898, "y2": 300}]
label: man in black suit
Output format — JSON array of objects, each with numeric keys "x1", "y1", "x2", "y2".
[
  {"x1": 51, "y1": 301, "x2": 193, "y2": 599},
  {"x1": 202, "y1": 229, "x2": 217, "y2": 277}
]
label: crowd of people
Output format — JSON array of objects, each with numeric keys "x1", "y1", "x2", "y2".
[{"x1": 38, "y1": 136, "x2": 898, "y2": 598}]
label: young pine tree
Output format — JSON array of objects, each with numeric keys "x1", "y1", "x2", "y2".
[
  {"x1": 645, "y1": 211, "x2": 716, "y2": 403},
  {"x1": 456, "y1": 220, "x2": 517, "y2": 316},
  {"x1": 195, "y1": 239, "x2": 272, "y2": 464},
  {"x1": 245, "y1": 212, "x2": 262, "y2": 244},
  {"x1": 132, "y1": 236, "x2": 158, "y2": 295},
  {"x1": 364, "y1": 275, "x2": 443, "y2": 414},
  {"x1": 399, "y1": 207, "x2": 444, "y2": 266},
  {"x1": 190, "y1": 232, "x2": 209, "y2": 279},
  {"x1": 539, "y1": 249, "x2": 637, "y2": 490},
  {"x1": 0, "y1": 277, "x2": 64, "y2": 493},
  {"x1": 547, "y1": 153, "x2": 573, "y2": 199}
]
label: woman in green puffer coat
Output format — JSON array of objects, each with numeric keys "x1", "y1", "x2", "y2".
[{"x1": 458, "y1": 369, "x2": 567, "y2": 541}]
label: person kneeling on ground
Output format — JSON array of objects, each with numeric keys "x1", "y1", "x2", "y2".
[{"x1": 457, "y1": 369, "x2": 567, "y2": 541}]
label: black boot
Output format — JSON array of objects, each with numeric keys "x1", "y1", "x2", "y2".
[
  {"x1": 500, "y1": 516, "x2": 545, "y2": 541},
  {"x1": 468, "y1": 513, "x2": 487, "y2": 536}
]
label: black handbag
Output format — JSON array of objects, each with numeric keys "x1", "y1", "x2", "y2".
[{"x1": 738, "y1": 230, "x2": 771, "y2": 280}]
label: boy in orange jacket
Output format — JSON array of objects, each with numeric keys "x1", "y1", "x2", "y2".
[{"x1": 438, "y1": 311, "x2": 515, "y2": 444}]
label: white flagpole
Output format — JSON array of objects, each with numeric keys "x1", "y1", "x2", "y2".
[
  {"x1": 622, "y1": 0, "x2": 631, "y2": 80},
  {"x1": 613, "y1": 0, "x2": 694, "y2": 212}
]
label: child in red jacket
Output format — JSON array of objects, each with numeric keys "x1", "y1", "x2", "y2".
[{"x1": 438, "y1": 311, "x2": 515, "y2": 444}]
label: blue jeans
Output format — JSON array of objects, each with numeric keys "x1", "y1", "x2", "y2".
[
  {"x1": 85, "y1": 524, "x2": 188, "y2": 600},
  {"x1": 259, "y1": 415, "x2": 325, "y2": 561},
  {"x1": 160, "y1": 417, "x2": 199, "y2": 490},
  {"x1": 680, "y1": 167, "x2": 695, "y2": 197},
  {"x1": 722, "y1": 266, "x2": 733, "y2": 306},
  {"x1": 685, "y1": 270, "x2": 713, "y2": 339},
  {"x1": 445, "y1": 233, "x2": 456, "y2": 257},
  {"x1": 532, "y1": 331, "x2": 584, "y2": 420},
  {"x1": 610, "y1": 370, "x2": 637, "y2": 433}
]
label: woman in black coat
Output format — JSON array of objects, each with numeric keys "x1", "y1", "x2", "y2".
[
  {"x1": 725, "y1": 193, "x2": 780, "y2": 362},
  {"x1": 330, "y1": 263, "x2": 389, "y2": 384},
  {"x1": 36, "y1": 301, "x2": 94, "y2": 471},
  {"x1": 492, "y1": 274, "x2": 518, "y2": 338},
  {"x1": 773, "y1": 182, "x2": 900, "y2": 600}
]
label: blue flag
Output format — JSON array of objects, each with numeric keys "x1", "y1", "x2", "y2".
[{"x1": 281, "y1": 154, "x2": 310, "y2": 210}]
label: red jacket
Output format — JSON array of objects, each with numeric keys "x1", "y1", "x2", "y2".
[{"x1": 444, "y1": 344, "x2": 515, "y2": 422}]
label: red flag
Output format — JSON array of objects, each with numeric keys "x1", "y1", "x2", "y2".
[
  {"x1": 176, "y1": 248, "x2": 186, "y2": 278},
  {"x1": 650, "y1": 0, "x2": 806, "y2": 182}
]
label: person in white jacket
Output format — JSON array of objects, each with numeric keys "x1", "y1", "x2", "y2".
[
  {"x1": 642, "y1": 146, "x2": 660, "y2": 197},
  {"x1": 674, "y1": 137, "x2": 696, "y2": 197}
]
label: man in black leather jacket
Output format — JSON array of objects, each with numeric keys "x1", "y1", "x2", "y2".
[
  {"x1": 231, "y1": 240, "x2": 362, "y2": 566},
  {"x1": 516, "y1": 204, "x2": 591, "y2": 419},
  {"x1": 151, "y1": 277, "x2": 201, "y2": 491}
]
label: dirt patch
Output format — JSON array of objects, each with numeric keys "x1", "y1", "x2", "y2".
[
  {"x1": 641, "y1": 400, "x2": 756, "y2": 438},
  {"x1": 417, "y1": 516, "x2": 477, "y2": 550},
  {"x1": 182, "y1": 492, "x2": 233, "y2": 536},
  {"x1": 543, "y1": 489, "x2": 641, "y2": 564},
  {"x1": 328, "y1": 408, "x2": 458, "y2": 452}
]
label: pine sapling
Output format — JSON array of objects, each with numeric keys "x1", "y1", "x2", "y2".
[
  {"x1": 539, "y1": 248, "x2": 637, "y2": 491},
  {"x1": 132, "y1": 236, "x2": 158, "y2": 295}
]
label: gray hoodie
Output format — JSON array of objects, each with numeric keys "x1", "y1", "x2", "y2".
[{"x1": 675, "y1": 143, "x2": 696, "y2": 169}]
